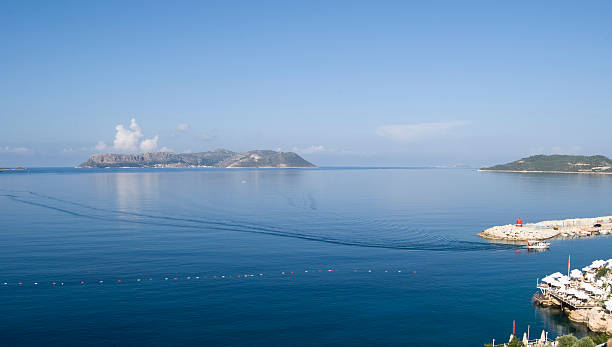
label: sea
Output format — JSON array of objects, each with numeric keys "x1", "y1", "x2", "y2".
[{"x1": 1, "y1": 167, "x2": 612, "y2": 346}]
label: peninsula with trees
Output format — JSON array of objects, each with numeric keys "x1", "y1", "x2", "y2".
[{"x1": 479, "y1": 155, "x2": 612, "y2": 174}]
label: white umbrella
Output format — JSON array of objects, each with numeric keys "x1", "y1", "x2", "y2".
[
  {"x1": 542, "y1": 276, "x2": 554, "y2": 284},
  {"x1": 566, "y1": 288, "x2": 579, "y2": 296},
  {"x1": 574, "y1": 290, "x2": 589, "y2": 301},
  {"x1": 540, "y1": 330, "x2": 546, "y2": 343},
  {"x1": 581, "y1": 282, "x2": 595, "y2": 292},
  {"x1": 558, "y1": 276, "x2": 571, "y2": 285},
  {"x1": 522, "y1": 332, "x2": 528, "y2": 345},
  {"x1": 550, "y1": 272, "x2": 564, "y2": 278},
  {"x1": 570, "y1": 269, "x2": 583, "y2": 279},
  {"x1": 549, "y1": 280, "x2": 562, "y2": 287}
]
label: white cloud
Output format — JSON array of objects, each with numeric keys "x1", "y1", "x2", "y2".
[
  {"x1": 176, "y1": 123, "x2": 190, "y2": 131},
  {"x1": 159, "y1": 146, "x2": 173, "y2": 152},
  {"x1": 376, "y1": 121, "x2": 467, "y2": 143},
  {"x1": 112, "y1": 118, "x2": 159, "y2": 153},
  {"x1": 0, "y1": 146, "x2": 31, "y2": 153},
  {"x1": 292, "y1": 145, "x2": 327, "y2": 154},
  {"x1": 95, "y1": 141, "x2": 107, "y2": 151},
  {"x1": 113, "y1": 118, "x2": 143, "y2": 152},
  {"x1": 139, "y1": 135, "x2": 159, "y2": 152},
  {"x1": 199, "y1": 131, "x2": 216, "y2": 142}
]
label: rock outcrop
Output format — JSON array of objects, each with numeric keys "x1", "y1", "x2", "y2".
[
  {"x1": 77, "y1": 149, "x2": 316, "y2": 168},
  {"x1": 479, "y1": 216, "x2": 612, "y2": 241}
]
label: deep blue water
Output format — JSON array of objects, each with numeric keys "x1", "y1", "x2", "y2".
[{"x1": 1, "y1": 168, "x2": 612, "y2": 346}]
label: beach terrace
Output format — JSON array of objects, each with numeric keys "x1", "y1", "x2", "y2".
[{"x1": 535, "y1": 259, "x2": 612, "y2": 333}]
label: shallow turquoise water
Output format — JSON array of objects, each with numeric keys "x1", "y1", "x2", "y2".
[{"x1": 1, "y1": 168, "x2": 611, "y2": 346}]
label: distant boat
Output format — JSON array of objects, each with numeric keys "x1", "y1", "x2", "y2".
[{"x1": 527, "y1": 240, "x2": 551, "y2": 249}]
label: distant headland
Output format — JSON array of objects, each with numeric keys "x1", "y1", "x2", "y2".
[
  {"x1": 479, "y1": 154, "x2": 612, "y2": 174},
  {"x1": 76, "y1": 149, "x2": 317, "y2": 169},
  {"x1": 0, "y1": 167, "x2": 26, "y2": 172}
]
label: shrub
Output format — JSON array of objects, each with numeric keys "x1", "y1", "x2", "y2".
[
  {"x1": 573, "y1": 336, "x2": 595, "y2": 347},
  {"x1": 589, "y1": 333, "x2": 612, "y2": 344},
  {"x1": 596, "y1": 267, "x2": 610, "y2": 279},
  {"x1": 508, "y1": 336, "x2": 524, "y2": 347},
  {"x1": 556, "y1": 334, "x2": 578, "y2": 347}
]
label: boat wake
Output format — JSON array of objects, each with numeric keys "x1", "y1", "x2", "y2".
[{"x1": 0, "y1": 189, "x2": 517, "y2": 252}]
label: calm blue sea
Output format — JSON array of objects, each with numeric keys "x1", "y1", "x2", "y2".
[{"x1": 1, "y1": 168, "x2": 612, "y2": 346}]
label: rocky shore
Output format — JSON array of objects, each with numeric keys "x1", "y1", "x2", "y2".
[
  {"x1": 478, "y1": 216, "x2": 612, "y2": 241},
  {"x1": 533, "y1": 259, "x2": 612, "y2": 334}
]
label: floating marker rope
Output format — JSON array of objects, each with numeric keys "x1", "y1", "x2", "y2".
[{"x1": 1, "y1": 268, "x2": 418, "y2": 288}]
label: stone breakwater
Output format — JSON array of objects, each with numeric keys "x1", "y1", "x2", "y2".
[{"x1": 478, "y1": 216, "x2": 612, "y2": 241}]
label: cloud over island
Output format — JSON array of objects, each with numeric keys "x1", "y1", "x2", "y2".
[{"x1": 96, "y1": 118, "x2": 160, "y2": 153}]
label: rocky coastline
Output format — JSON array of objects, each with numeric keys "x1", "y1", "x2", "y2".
[
  {"x1": 76, "y1": 149, "x2": 317, "y2": 169},
  {"x1": 478, "y1": 216, "x2": 612, "y2": 241}
]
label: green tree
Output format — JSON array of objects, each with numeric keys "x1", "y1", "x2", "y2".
[
  {"x1": 573, "y1": 336, "x2": 595, "y2": 347},
  {"x1": 596, "y1": 267, "x2": 610, "y2": 279},
  {"x1": 508, "y1": 336, "x2": 524, "y2": 347},
  {"x1": 589, "y1": 333, "x2": 612, "y2": 344},
  {"x1": 556, "y1": 334, "x2": 578, "y2": 347}
]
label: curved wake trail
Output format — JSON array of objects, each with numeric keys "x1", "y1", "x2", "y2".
[{"x1": 0, "y1": 190, "x2": 517, "y2": 252}]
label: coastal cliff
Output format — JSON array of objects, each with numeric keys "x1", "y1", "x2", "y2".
[
  {"x1": 480, "y1": 155, "x2": 612, "y2": 174},
  {"x1": 76, "y1": 149, "x2": 316, "y2": 168}
]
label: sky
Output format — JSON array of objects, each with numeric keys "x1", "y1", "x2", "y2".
[{"x1": 1, "y1": 0, "x2": 611, "y2": 167}]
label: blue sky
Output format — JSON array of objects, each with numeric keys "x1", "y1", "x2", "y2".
[{"x1": 1, "y1": 1, "x2": 611, "y2": 166}]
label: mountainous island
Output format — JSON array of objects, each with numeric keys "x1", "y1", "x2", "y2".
[
  {"x1": 480, "y1": 155, "x2": 612, "y2": 174},
  {"x1": 77, "y1": 149, "x2": 316, "y2": 168}
]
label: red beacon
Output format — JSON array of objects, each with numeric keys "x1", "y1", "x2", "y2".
[{"x1": 515, "y1": 217, "x2": 523, "y2": 227}]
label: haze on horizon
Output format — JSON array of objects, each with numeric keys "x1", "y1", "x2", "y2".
[{"x1": 1, "y1": 1, "x2": 611, "y2": 167}]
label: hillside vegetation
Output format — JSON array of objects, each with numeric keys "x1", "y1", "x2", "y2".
[{"x1": 481, "y1": 155, "x2": 612, "y2": 173}]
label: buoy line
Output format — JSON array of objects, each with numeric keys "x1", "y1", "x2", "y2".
[{"x1": 1, "y1": 268, "x2": 417, "y2": 288}]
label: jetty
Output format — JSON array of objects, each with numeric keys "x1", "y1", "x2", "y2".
[
  {"x1": 479, "y1": 216, "x2": 612, "y2": 241},
  {"x1": 534, "y1": 259, "x2": 612, "y2": 334}
]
